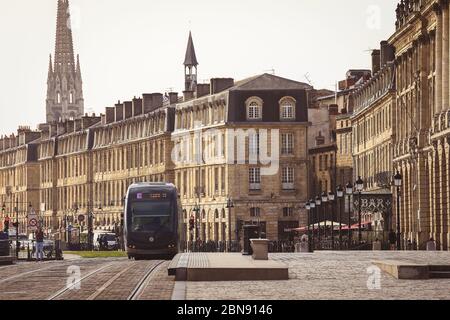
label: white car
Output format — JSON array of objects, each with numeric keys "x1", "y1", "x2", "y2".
[{"x1": 94, "y1": 232, "x2": 118, "y2": 250}]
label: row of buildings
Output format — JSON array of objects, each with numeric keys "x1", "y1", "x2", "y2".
[
  {"x1": 0, "y1": 0, "x2": 312, "y2": 242},
  {"x1": 2, "y1": 0, "x2": 450, "y2": 249},
  {"x1": 308, "y1": 0, "x2": 450, "y2": 250}
]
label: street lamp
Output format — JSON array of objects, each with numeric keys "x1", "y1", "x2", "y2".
[
  {"x1": 394, "y1": 171, "x2": 402, "y2": 250},
  {"x1": 226, "y1": 198, "x2": 234, "y2": 252},
  {"x1": 321, "y1": 192, "x2": 328, "y2": 245},
  {"x1": 328, "y1": 191, "x2": 335, "y2": 250},
  {"x1": 315, "y1": 196, "x2": 322, "y2": 243},
  {"x1": 355, "y1": 176, "x2": 364, "y2": 244},
  {"x1": 193, "y1": 203, "x2": 201, "y2": 243},
  {"x1": 346, "y1": 182, "x2": 353, "y2": 248},
  {"x1": 309, "y1": 199, "x2": 316, "y2": 250},
  {"x1": 336, "y1": 185, "x2": 344, "y2": 250},
  {"x1": 305, "y1": 202, "x2": 311, "y2": 252}
]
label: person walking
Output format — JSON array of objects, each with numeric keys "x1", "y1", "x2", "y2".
[
  {"x1": 35, "y1": 227, "x2": 45, "y2": 262},
  {"x1": 426, "y1": 237, "x2": 437, "y2": 251},
  {"x1": 388, "y1": 229, "x2": 396, "y2": 250}
]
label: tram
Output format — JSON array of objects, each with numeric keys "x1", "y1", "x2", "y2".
[{"x1": 124, "y1": 183, "x2": 183, "y2": 259}]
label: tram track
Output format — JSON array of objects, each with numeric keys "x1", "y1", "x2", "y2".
[
  {"x1": 127, "y1": 260, "x2": 165, "y2": 300},
  {"x1": 46, "y1": 261, "x2": 119, "y2": 300}
]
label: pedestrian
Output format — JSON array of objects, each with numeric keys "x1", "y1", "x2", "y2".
[
  {"x1": 35, "y1": 227, "x2": 45, "y2": 262},
  {"x1": 102, "y1": 235, "x2": 108, "y2": 251},
  {"x1": 372, "y1": 238, "x2": 382, "y2": 251},
  {"x1": 426, "y1": 237, "x2": 437, "y2": 251},
  {"x1": 388, "y1": 229, "x2": 396, "y2": 250},
  {"x1": 407, "y1": 239, "x2": 413, "y2": 251}
]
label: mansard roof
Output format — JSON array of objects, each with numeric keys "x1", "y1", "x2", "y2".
[{"x1": 231, "y1": 73, "x2": 312, "y2": 91}]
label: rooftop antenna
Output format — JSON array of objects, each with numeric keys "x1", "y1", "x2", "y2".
[{"x1": 304, "y1": 73, "x2": 314, "y2": 87}]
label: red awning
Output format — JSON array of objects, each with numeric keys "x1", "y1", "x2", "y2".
[{"x1": 341, "y1": 221, "x2": 372, "y2": 230}]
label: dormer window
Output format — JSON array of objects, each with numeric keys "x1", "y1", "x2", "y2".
[
  {"x1": 246, "y1": 97, "x2": 263, "y2": 121},
  {"x1": 280, "y1": 97, "x2": 296, "y2": 121}
]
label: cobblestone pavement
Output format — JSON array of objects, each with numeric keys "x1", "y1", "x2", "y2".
[
  {"x1": 185, "y1": 251, "x2": 450, "y2": 300},
  {"x1": 0, "y1": 258, "x2": 174, "y2": 300}
]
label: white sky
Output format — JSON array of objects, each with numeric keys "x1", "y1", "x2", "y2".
[{"x1": 0, "y1": 0, "x2": 397, "y2": 135}]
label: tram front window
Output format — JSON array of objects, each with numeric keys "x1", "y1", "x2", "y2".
[{"x1": 131, "y1": 201, "x2": 172, "y2": 232}]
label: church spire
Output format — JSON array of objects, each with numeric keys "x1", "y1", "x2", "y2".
[
  {"x1": 46, "y1": 0, "x2": 84, "y2": 123},
  {"x1": 184, "y1": 31, "x2": 198, "y2": 67},
  {"x1": 54, "y1": 0, "x2": 75, "y2": 72},
  {"x1": 184, "y1": 31, "x2": 198, "y2": 92}
]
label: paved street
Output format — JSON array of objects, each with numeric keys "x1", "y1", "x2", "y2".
[
  {"x1": 185, "y1": 252, "x2": 450, "y2": 300},
  {"x1": 0, "y1": 258, "x2": 174, "y2": 300},
  {"x1": 1, "y1": 252, "x2": 450, "y2": 300}
]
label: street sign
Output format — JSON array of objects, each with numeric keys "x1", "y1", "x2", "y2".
[
  {"x1": 78, "y1": 214, "x2": 85, "y2": 222},
  {"x1": 28, "y1": 209, "x2": 38, "y2": 232}
]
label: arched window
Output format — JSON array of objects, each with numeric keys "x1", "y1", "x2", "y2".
[
  {"x1": 56, "y1": 92, "x2": 61, "y2": 104},
  {"x1": 279, "y1": 97, "x2": 296, "y2": 120},
  {"x1": 246, "y1": 97, "x2": 263, "y2": 120},
  {"x1": 69, "y1": 92, "x2": 74, "y2": 104}
]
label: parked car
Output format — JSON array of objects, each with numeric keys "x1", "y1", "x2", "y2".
[{"x1": 94, "y1": 232, "x2": 118, "y2": 251}]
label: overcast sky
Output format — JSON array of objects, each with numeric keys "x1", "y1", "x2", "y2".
[{"x1": 0, "y1": 0, "x2": 397, "y2": 135}]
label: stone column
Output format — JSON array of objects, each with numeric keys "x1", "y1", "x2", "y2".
[
  {"x1": 443, "y1": 4, "x2": 450, "y2": 109},
  {"x1": 435, "y1": 142, "x2": 442, "y2": 247},
  {"x1": 436, "y1": 7, "x2": 443, "y2": 115},
  {"x1": 443, "y1": 138, "x2": 450, "y2": 249}
]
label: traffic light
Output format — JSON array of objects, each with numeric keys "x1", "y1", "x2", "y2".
[{"x1": 189, "y1": 216, "x2": 195, "y2": 231}]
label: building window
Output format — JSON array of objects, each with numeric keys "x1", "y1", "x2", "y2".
[
  {"x1": 281, "y1": 133, "x2": 294, "y2": 155},
  {"x1": 280, "y1": 97, "x2": 296, "y2": 120},
  {"x1": 56, "y1": 92, "x2": 61, "y2": 104},
  {"x1": 282, "y1": 167, "x2": 295, "y2": 190},
  {"x1": 246, "y1": 97, "x2": 263, "y2": 120},
  {"x1": 249, "y1": 133, "x2": 260, "y2": 157},
  {"x1": 250, "y1": 207, "x2": 261, "y2": 217},
  {"x1": 249, "y1": 167, "x2": 261, "y2": 190},
  {"x1": 283, "y1": 207, "x2": 294, "y2": 217}
]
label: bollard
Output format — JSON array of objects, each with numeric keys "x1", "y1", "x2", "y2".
[{"x1": 27, "y1": 243, "x2": 31, "y2": 261}]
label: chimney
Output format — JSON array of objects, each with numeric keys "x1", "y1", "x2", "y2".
[
  {"x1": 105, "y1": 107, "x2": 115, "y2": 124},
  {"x1": 142, "y1": 93, "x2": 163, "y2": 113},
  {"x1": 380, "y1": 41, "x2": 395, "y2": 67},
  {"x1": 183, "y1": 91, "x2": 194, "y2": 101},
  {"x1": 66, "y1": 120, "x2": 75, "y2": 133},
  {"x1": 57, "y1": 121, "x2": 67, "y2": 135},
  {"x1": 124, "y1": 102, "x2": 133, "y2": 119},
  {"x1": 168, "y1": 92, "x2": 179, "y2": 105},
  {"x1": 329, "y1": 104, "x2": 339, "y2": 116},
  {"x1": 74, "y1": 119, "x2": 82, "y2": 131},
  {"x1": 132, "y1": 97, "x2": 143, "y2": 117},
  {"x1": 371, "y1": 50, "x2": 381, "y2": 75},
  {"x1": 210, "y1": 78, "x2": 234, "y2": 95},
  {"x1": 82, "y1": 115, "x2": 101, "y2": 129},
  {"x1": 196, "y1": 83, "x2": 211, "y2": 98},
  {"x1": 115, "y1": 101, "x2": 124, "y2": 122}
]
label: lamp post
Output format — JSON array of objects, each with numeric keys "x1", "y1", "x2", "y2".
[
  {"x1": 315, "y1": 195, "x2": 322, "y2": 245},
  {"x1": 305, "y1": 202, "x2": 311, "y2": 252},
  {"x1": 193, "y1": 203, "x2": 201, "y2": 243},
  {"x1": 336, "y1": 185, "x2": 344, "y2": 250},
  {"x1": 355, "y1": 176, "x2": 364, "y2": 244},
  {"x1": 226, "y1": 198, "x2": 234, "y2": 252},
  {"x1": 394, "y1": 171, "x2": 402, "y2": 251},
  {"x1": 346, "y1": 182, "x2": 353, "y2": 248},
  {"x1": 328, "y1": 191, "x2": 335, "y2": 250},
  {"x1": 321, "y1": 192, "x2": 328, "y2": 246},
  {"x1": 309, "y1": 199, "x2": 316, "y2": 250}
]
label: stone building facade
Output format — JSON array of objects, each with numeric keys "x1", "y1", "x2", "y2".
[
  {"x1": 351, "y1": 44, "x2": 396, "y2": 233},
  {"x1": 390, "y1": 0, "x2": 450, "y2": 249}
]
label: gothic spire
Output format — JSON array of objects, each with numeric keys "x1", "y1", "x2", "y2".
[
  {"x1": 46, "y1": 0, "x2": 84, "y2": 123},
  {"x1": 184, "y1": 31, "x2": 198, "y2": 66},
  {"x1": 54, "y1": 0, "x2": 75, "y2": 72}
]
